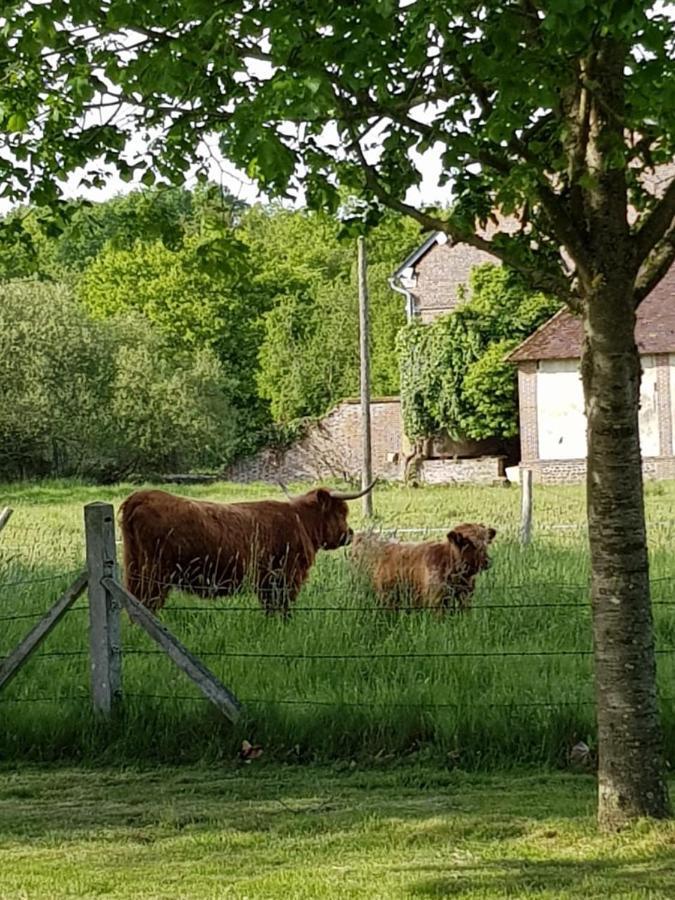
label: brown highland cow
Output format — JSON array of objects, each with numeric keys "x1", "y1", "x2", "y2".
[
  {"x1": 351, "y1": 523, "x2": 496, "y2": 613},
  {"x1": 120, "y1": 482, "x2": 374, "y2": 616}
]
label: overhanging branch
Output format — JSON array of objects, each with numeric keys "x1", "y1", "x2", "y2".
[{"x1": 349, "y1": 136, "x2": 579, "y2": 310}]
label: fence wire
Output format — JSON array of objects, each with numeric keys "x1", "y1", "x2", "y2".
[{"x1": 2, "y1": 560, "x2": 675, "y2": 725}]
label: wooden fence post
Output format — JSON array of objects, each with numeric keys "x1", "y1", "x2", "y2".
[
  {"x1": 520, "y1": 468, "x2": 533, "y2": 545},
  {"x1": 84, "y1": 502, "x2": 122, "y2": 715},
  {"x1": 0, "y1": 507, "x2": 13, "y2": 536}
]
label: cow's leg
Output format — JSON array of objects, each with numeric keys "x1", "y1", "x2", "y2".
[
  {"x1": 257, "y1": 570, "x2": 304, "y2": 619},
  {"x1": 125, "y1": 555, "x2": 169, "y2": 614}
]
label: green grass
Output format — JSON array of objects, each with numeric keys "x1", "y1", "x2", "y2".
[
  {"x1": 2, "y1": 764, "x2": 675, "y2": 898},
  {"x1": 2, "y1": 478, "x2": 675, "y2": 766}
]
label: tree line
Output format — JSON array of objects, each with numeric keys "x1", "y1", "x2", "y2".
[
  {"x1": 1, "y1": 184, "x2": 558, "y2": 481},
  {"x1": 0, "y1": 186, "x2": 421, "y2": 480}
]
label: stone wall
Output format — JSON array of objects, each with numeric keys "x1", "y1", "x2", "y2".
[
  {"x1": 419, "y1": 456, "x2": 506, "y2": 485},
  {"x1": 523, "y1": 457, "x2": 675, "y2": 485},
  {"x1": 223, "y1": 398, "x2": 403, "y2": 484}
]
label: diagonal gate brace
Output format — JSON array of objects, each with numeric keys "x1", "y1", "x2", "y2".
[
  {"x1": 0, "y1": 571, "x2": 88, "y2": 693},
  {"x1": 103, "y1": 577, "x2": 241, "y2": 724}
]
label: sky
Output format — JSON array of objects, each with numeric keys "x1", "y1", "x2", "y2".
[{"x1": 44, "y1": 133, "x2": 452, "y2": 213}]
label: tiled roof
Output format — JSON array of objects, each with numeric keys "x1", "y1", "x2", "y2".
[{"x1": 508, "y1": 261, "x2": 675, "y2": 361}]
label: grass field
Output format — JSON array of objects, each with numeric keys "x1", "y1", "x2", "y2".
[
  {"x1": 2, "y1": 764, "x2": 675, "y2": 898},
  {"x1": 2, "y1": 478, "x2": 675, "y2": 767}
]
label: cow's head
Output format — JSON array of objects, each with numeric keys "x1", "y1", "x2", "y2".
[
  {"x1": 296, "y1": 482, "x2": 376, "y2": 550},
  {"x1": 446, "y1": 523, "x2": 497, "y2": 576}
]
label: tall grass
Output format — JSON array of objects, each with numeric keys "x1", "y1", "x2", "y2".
[{"x1": 2, "y1": 479, "x2": 675, "y2": 766}]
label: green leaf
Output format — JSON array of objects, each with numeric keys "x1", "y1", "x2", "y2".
[{"x1": 7, "y1": 112, "x2": 28, "y2": 132}]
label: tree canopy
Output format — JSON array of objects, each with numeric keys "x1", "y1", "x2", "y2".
[
  {"x1": 0, "y1": 281, "x2": 237, "y2": 479},
  {"x1": 3, "y1": 1, "x2": 674, "y2": 302}
]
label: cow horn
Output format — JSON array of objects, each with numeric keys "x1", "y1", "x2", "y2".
[
  {"x1": 328, "y1": 479, "x2": 377, "y2": 501},
  {"x1": 276, "y1": 479, "x2": 292, "y2": 500}
]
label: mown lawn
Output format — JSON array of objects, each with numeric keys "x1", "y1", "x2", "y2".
[{"x1": 1, "y1": 764, "x2": 675, "y2": 899}]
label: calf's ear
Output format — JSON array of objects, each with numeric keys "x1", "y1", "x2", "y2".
[
  {"x1": 447, "y1": 530, "x2": 472, "y2": 549},
  {"x1": 487, "y1": 527, "x2": 497, "y2": 542}
]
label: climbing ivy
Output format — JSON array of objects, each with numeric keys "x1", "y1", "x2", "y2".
[{"x1": 397, "y1": 265, "x2": 560, "y2": 442}]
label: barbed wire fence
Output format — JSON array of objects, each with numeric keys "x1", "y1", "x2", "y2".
[{"x1": 1, "y1": 500, "x2": 675, "y2": 739}]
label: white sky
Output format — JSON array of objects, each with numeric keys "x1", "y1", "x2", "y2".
[{"x1": 27, "y1": 133, "x2": 452, "y2": 213}]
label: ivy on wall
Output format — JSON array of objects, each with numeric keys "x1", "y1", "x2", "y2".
[{"x1": 397, "y1": 265, "x2": 560, "y2": 442}]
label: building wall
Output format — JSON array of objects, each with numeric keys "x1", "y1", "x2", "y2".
[
  {"x1": 518, "y1": 362, "x2": 538, "y2": 461},
  {"x1": 419, "y1": 456, "x2": 506, "y2": 485},
  {"x1": 525, "y1": 457, "x2": 675, "y2": 485},
  {"x1": 536, "y1": 359, "x2": 586, "y2": 459},
  {"x1": 533, "y1": 355, "x2": 660, "y2": 461},
  {"x1": 412, "y1": 241, "x2": 496, "y2": 322},
  {"x1": 516, "y1": 352, "x2": 675, "y2": 483},
  {"x1": 223, "y1": 398, "x2": 403, "y2": 484}
]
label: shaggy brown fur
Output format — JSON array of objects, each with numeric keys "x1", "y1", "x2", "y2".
[
  {"x1": 351, "y1": 523, "x2": 496, "y2": 613},
  {"x1": 120, "y1": 488, "x2": 357, "y2": 615}
]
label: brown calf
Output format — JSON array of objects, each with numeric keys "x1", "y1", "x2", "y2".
[{"x1": 351, "y1": 523, "x2": 496, "y2": 613}]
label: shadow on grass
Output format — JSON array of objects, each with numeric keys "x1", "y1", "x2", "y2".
[{"x1": 410, "y1": 854, "x2": 675, "y2": 896}]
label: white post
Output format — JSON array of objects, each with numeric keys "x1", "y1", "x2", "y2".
[
  {"x1": 84, "y1": 502, "x2": 122, "y2": 715},
  {"x1": 358, "y1": 235, "x2": 373, "y2": 518},
  {"x1": 520, "y1": 468, "x2": 533, "y2": 545}
]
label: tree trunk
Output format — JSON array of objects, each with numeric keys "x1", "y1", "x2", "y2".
[{"x1": 582, "y1": 285, "x2": 671, "y2": 830}]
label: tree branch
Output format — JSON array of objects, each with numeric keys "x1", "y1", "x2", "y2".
[
  {"x1": 634, "y1": 176, "x2": 675, "y2": 266},
  {"x1": 634, "y1": 219, "x2": 675, "y2": 306},
  {"x1": 349, "y1": 135, "x2": 579, "y2": 310}
]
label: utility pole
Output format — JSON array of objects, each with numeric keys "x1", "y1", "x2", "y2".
[{"x1": 358, "y1": 235, "x2": 373, "y2": 518}]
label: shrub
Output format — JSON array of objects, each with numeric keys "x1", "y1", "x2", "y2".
[
  {"x1": 0, "y1": 282, "x2": 238, "y2": 480},
  {"x1": 398, "y1": 265, "x2": 560, "y2": 442}
]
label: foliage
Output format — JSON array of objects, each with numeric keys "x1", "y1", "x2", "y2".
[
  {"x1": 246, "y1": 206, "x2": 420, "y2": 422},
  {"x1": 0, "y1": 282, "x2": 238, "y2": 479},
  {"x1": 398, "y1": 265, "x2": 559, "y2": 441},
  {"x1": 0, "y1": 184, "x2": 247, "y2": 282},
  {"x1": 3, "y1": 1, "x2": 672, "y2": 302},
  {"x1": 77, "y1": 229, "x2": 265, "y2": 433}
]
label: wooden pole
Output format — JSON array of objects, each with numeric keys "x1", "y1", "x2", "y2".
[
  {"x1": 0, "y1": 507, "x2": 13, "y2": 536},
  {"x1": 520, "y1": 468, "x2": 533, "y2": 545},
  {"x1": 84, "y1": 502, "x2": 122, "y2": 715},
  {"x1": 358, "y1": 235, "x2": 373, "y2": 518}
]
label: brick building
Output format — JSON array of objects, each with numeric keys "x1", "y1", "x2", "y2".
[
  {"x1": 508, "y1": 261, "x2": 675, "y2": 484},
  {"x1": 390, "y1": 226, "x2": 516, "y2": 322}
]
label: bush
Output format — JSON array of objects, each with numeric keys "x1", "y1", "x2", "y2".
[{"x1": 0, "y1": 282, "x2": 238, "y2": 480}]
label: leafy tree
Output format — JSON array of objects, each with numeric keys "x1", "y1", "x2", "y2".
[
  {"x1": 4, "y1": 0, "x2": 675, "y2": 828},
  {"x1": 0, "y1": 183, "x2": 245, "y2": 281},
  {"x1": 0, "y1": 282, "x2": 238, "y2": 479},
  {"x1": 245, "y1": 206, "x2": 418, "y2": 421},
  {"x1": 78, "y1": 231, "x2": 265, "y2": 437},
  {"x1": 398, "y1": 265, "x2": 558, "y2": 442}
]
